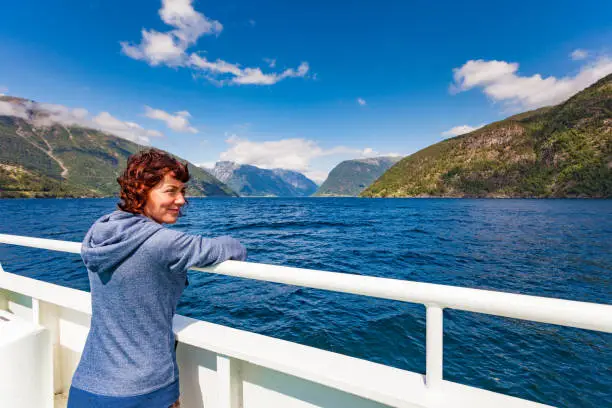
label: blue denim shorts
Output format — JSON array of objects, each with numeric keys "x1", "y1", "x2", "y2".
[{"x1": 67, "y1": 379, "x2": 179, "y2": 408}]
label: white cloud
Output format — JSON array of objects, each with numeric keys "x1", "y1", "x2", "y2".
[
  {"x1": 147, "y1": 129, "x2": 164, "y2": 137},
  {"x1": 189, "y1": 54, "x2": 242, "y2": 76},
  {"x1": 450, "y1": 60, "x2": 518, "y2": 94},
  {"x1": 0, "y1": 85, "x2": 7, "y2": 96},
  {"x1": 357, "y1": 98, "x2": 367, "y2": 106},
  {"x1": 120, "y1": 0, "x2": 222, "y2": 67},
  {"x1": 34, "y1": 104, "x2": 160, "y2": 144},
  {"x1": 92, "y1": 112, "x2": 157, "y2": 144},
  {"x1": 159, "y1": 0, "x2": 223, "y2": 44},
  {"x1": 220, "y1": 136, "x2": 325, "y2": 171},
  {"x1": 441, "y1": 124, "x2": 484, "y2": 137},
  {"x1": 191, "y1": 55, "x2": 309, "y2": 85},
  {"x1": 570, "y1": 49, "x2": 589, "y2": 61},
  {"x1": 121, "y1": 0, "x2": 310, "y2": 86},
  {"x1": 216, "y1": 135, "x2": 398, "y2": 183},
  {"x1": 263, "y1": 58, "x2": 276, "y2": 68},
  {"x1": 34, "y1": 103, "x2": 90, "y2": 127},
  {"x1": 0, "y1": 99, "x2": 162, "y2": 144},
  {"x1": 303, "y1": 170, "x2": 328, "y2": 184},
  {"x1": 197, "y1": 161, "x2": 216, "y2": 169},
  {"x1": 451, "y1": 56, "x2": 612, "y2": 110},
  {"x1": 232, "y1": 62, "x2": 309, "y2": 85},
  {"x1": 0, "y1": 100, "x2": 29, "y2": 119},
  {"x1": 355, "y1": 147, "x2": 402, "y2": 158},
  {"x1": 121, "y1": 30, "x2": 187, "y2": 67},
  {"x1": 144, "y1": 106, "x2": 197, "y2": 133},
  {"x1": 361, "y1": 147, "x2": 374, "y2": 155}
]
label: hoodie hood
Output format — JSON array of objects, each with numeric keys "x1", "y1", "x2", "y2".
[{"x1": 81, "y1": 210, "x2": 164, "y2": 275}]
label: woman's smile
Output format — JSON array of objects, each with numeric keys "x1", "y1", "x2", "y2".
[{"x1": 143, "y1": 173, "x2": 186, "y2": 224}]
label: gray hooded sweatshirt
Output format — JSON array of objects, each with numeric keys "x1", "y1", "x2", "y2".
[{"x1": 71, "y1": 210, "x2": 246, "y2": 396}]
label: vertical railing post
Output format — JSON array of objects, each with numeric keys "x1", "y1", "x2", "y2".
[
  {"x1": 217, "y1": 355, "x2": 242, "y2": 408},
  {"x1": 0, "y1": 289, "x2": 7, "y2": 311},
  {"x1": 426, "y1": 305, "x2": 443, "y2": 388},
  {"x1": 32, "y1": 297, "x2": 41, "y2": 324},
  {"x1": 0, "y1": 264, "x2": 6, "y2": 311},
  {"x1": 33, "y1": 298, "x2": 63, "y2": 395}
]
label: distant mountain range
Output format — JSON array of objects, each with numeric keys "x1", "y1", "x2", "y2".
[
  {"x1": 4, "y1": 72, "x2": 609, "y2": 200},
  {"x1": 314, "y1": 157, "x2": 402, "y2": 196},
  {"x1": 362, "y1": 73, "x2": 612, "y2": 198},
  {"x1": 0, "y1": 96, "x2": 236, "y2": 198},
  {"x1": 207, "y1": 161, "x2": 318, "y2": 197}
]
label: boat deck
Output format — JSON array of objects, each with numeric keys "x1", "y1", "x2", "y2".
[
  {"x1": 1, "y1": 233, "x2": 611, "y2": 408},
  {"x1": 54, "y1": 393, "x2": 68, "y2": 408}
]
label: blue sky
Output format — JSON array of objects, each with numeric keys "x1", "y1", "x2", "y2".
[{"x1": 1, "y1": 0, "x2": 611, "y2": 182}]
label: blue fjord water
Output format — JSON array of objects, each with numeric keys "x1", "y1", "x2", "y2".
[{"x1": 0, "y1": 198, "x2": 610, "y2": 407}]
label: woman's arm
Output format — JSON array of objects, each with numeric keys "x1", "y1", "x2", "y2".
[{"x1": 149, "y1": 228, "x2": 247, "y2": 273}]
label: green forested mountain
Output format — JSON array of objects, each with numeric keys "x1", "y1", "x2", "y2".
[
  {"x1": 0, "y1": 97, "x2": 236, "y2": 198},
  {"x1": 362, "y1": 74, "x2": 612, "y2": 198},
  {"x1": 314, "y1": 157, "x2": 402, "y2": 196}
]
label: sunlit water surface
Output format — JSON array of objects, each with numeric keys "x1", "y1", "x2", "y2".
[{"x1": 0, "y1": 198, "x2": 610, "y2": 407}]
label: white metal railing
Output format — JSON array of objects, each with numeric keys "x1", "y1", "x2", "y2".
[{"x1": 1, "y1": 233, "x2": 611, "y2": 392}]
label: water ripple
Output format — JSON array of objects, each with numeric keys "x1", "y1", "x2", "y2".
[{"x1": 0, "y1": 197, "x2": 610, "y2": 407}]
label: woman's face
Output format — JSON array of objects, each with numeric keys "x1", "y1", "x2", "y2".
[{"x1": 143, "y1": 172, "x2": 186, "y2": 224}]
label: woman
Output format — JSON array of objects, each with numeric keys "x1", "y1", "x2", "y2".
[{"x1": 68, "y1": 148, "x2": 247, "y2": 408}]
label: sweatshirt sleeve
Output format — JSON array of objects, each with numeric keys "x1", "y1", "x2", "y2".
[{"x1": 150, "y1": 228, "x2": 247, "y2": 274}]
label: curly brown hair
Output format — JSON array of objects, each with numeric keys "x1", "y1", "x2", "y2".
[{"x1": 117, "y1": 148, "x2": 190, "y2": 215}]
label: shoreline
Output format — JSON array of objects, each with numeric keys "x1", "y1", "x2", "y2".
[{"x1": 0, "y1": 195, "x2": 610, "y2": 200}]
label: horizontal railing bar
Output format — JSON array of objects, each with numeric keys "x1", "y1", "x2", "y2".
[
  {"x1": 197, "y1": 262, "x2": 612, "y2": 333},
  {"x1": 0, "y1": 268, "x2": 92, "y2": 314},
  {"x1": 1, "y1": 233, "x2": 611, "y2": 333},
  {"x1": 0, "y1": 234, "x2": 81, "y2": 254}
]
